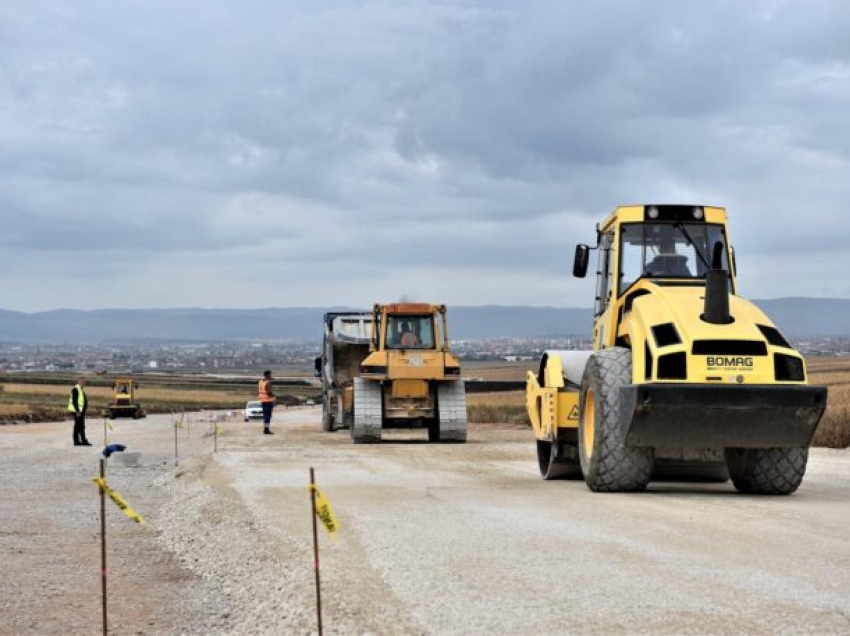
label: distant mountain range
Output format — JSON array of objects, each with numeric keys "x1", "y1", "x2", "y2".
[{"x1": 0, "y1": 298, "x2": 848, "y2": 343}]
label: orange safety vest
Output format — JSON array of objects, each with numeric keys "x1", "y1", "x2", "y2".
[{"x1": 258, "y1": 379, "x2": 274, "y2": 403}]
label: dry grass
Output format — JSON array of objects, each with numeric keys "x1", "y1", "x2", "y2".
[
  {"x1": 810, "y1": 381, "x2": 850, "y2": 448},
  {"x1": 467, "y1": 403, "x2": 528, "y2": 426},
  {"x1": 2, "y1": 383, "x2": 250, "y2": 406},
  {"x1": 464, "y1": 361, "x2": 529, "y2": 382},
  {"x1": 0, "y1": 403, "x2": 63, "y2": 422},
  {"x1": 807, "y1": 358, "x2": 850, "y2": 448},
  {"x1": 0, "y1": 377, "x2": 319, "y2": 423},
  {"x1": 467, "y1": 390, "x2": 527, "y2": 425},
  {"x1": 467, "y1": 391, "x2": 525, "y2": 406}
]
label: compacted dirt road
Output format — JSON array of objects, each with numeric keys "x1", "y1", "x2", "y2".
[{"x1": 2, "y1": 408, "x2": 850, "y2": 635}]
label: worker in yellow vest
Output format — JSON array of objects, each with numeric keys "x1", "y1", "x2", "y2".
[
  {"x1": 67, "y1": 376, "x2": 91, "y2": 446},
  {"x1": 258, "y1": 370, "x2": 276, "y2": 435}
]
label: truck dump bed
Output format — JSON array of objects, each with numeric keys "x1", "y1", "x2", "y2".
[
  {"x1": 318, "y1": 312, "x2": 373, "y2": 432},
  {"x1": 323, "y1": 313, "x2": 372, "y2": 390}
]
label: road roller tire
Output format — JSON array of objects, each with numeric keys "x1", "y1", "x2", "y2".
[
  {"x1": 726, "y1": 447, "x2": 808, "y2": 495},
  {"x1": 578, "y1": 348, "x2": 654, "y2": 492}
]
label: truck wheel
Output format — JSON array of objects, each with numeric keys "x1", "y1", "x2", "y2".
[
  {"x1": 537, "y1": 437, "x2": 582, "y2": 480},
  {"x1": 351, "y1": 378, "x2": 382, "y2": 443},
  {"x1": 322, "y1": 398, "x2": 335, "y2": 432},
  {"x1": 578, "y1": 348, "x2": 653, "y2": 492},
  {"x1": 725, "y1": 447, "x2": 808, "y2": 495}
]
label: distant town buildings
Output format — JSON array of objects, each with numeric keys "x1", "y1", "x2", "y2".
[{"x1": 0, "y1": 334, "x2": 846, "y2": 374}]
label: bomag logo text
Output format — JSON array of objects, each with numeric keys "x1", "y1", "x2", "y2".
[{"x1": 706, "y1": 356, "x2": 754, "y2": 368}]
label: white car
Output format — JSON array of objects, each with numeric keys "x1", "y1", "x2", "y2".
[{"x1": 244, "y1": 400, "x2": 264, "y2": 421}]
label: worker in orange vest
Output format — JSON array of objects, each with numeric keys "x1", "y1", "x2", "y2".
[{"x1": 258, "y1": 370, "x2": 276, "y2": 435}]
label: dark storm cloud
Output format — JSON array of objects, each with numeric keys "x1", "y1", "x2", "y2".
[{"x1": 1, "y1": 0, "x2": 849, "y2": 309}]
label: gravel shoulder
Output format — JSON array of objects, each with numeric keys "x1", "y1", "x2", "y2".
[{"x1": 3, "y1": 408, "x2": 850, "y2": 635}]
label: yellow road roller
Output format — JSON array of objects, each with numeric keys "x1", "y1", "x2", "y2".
[{"x1": 527, "y1": 204, "x2": 827, "y2": 494}]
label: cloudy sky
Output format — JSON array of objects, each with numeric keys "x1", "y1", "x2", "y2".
[{"x1": 1, "y1": 0, "x2": 848, "y2": 311}]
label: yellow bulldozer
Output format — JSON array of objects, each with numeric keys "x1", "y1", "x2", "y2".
[
  {"x1": 527, "y1": 204, "x2": 827, "y2": 494},
  {"x1": 347, "y1": 302, "x2": 467, "y2": 443},
  {"x1": 104, "y1": 377, "x2": 146, "y2": 419}
]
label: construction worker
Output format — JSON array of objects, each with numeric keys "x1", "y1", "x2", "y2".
[
  {"x1": 645, "y1": 235, "x2": 693, "y2": 278},
  {"x1": 400, "y1": 322, "x2": 420, "y2": 348},
  {"x1": 67, "y1": 376, "x2": 91, "y2": 446},
  {"x1": 258, "y1": 370, "x2": 276, "y2": 435}
]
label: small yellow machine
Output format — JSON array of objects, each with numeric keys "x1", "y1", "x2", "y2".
[
  {"x1": 105, "y1": 377, "x2": 146, "y2": 419},
  {"x1": 350, "y1": 303, "x2": 467, "y2": 443},
  {"x1": 527, "y1": 204, "x2": 827, "y2": 494}
]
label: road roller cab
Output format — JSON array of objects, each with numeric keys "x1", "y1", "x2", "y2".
[{"x1": 527, "y1": 204, "x2": 827, "y2": 494}]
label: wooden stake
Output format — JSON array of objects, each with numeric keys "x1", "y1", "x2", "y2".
[
  {"x1": 309, "y1": 467, "x2": 323, "y2": 636},
  {"x1": 100, "y1": 457, "x2": 108, "y2": 636},
  {"x1": 173, "y1": 414, "x2": 179, "y2": 467}
]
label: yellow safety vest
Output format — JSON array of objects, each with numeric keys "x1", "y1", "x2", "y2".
[{"x1": 67, "y1": 384, "x2": 87, "y2": 413}]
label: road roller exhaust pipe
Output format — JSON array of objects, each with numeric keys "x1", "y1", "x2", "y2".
[{"x1": 702, "y1": 241, "x2": 732, "y2": 325}]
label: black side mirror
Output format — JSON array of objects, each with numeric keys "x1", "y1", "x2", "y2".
[
  {"x1": 313, "y1": 357, "x2": 322, "y2": 378},
  {"x1": 573, "y1": 244, "x2": 590, "y2": 278}
]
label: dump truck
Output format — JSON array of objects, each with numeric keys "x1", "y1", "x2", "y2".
[
  {"x1": 104, "y1": 377, "x2": 146, "y2": 419},
  {"x1": 527, "y1": 204, "x2": 827, "y2": 494},
  {"x1": 344, "y1": 303, "x2": 467, "y2": 443},
  {"x1": 315, "y1": 312, "x2": 373, "y2": 432}
]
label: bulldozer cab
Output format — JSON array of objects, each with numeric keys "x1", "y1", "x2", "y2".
[
  {"x1": 112, "y1": 377, "x2": 137, "y2": 404},
  {"x1": 372, "y1": 303, "x2": 449, "y2": 352},
  {"x1": 385, "y1": 314, "x2": 435, "y2": 349}
]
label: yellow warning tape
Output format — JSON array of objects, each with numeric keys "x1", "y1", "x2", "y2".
[
  {"x1": 173, "y1": 421, "x2": 184, "y2": 429},
  {"x1": 93, "y1": 478, "x2": 146, "y2": 524},
  {"x1": 308, "y1": 484, "x2": 339, "y2": 535},
  {"x1": 215, "y1": 424, "x2": 224, "y2": 436}
]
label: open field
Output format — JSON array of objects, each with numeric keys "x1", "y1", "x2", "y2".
[
  {"x1": 2, "y1": 408, "x2": 849, "y2": 636},
  {"x1": 2, "y1": 356, "x2": 849, "y2": 447},
  {"x1": 0, "y1": 373, "x2": 320, "y2": 423}
]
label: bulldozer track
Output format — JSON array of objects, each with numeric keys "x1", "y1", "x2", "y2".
[
  {"x1": 436, "y1": 381, "x2": 468, "y2": 443},
  {"x1": 351, "y1": 377, "x2": 382, "y2": 443}
]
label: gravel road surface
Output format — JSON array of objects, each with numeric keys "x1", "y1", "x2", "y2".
[{"x1": 2, "y1": 408, "x2": 850, "y2": 635}]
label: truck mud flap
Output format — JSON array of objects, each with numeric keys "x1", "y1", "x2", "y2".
[{"x1": 622, "y1": 384, "x2": 827, "y2": 449}]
